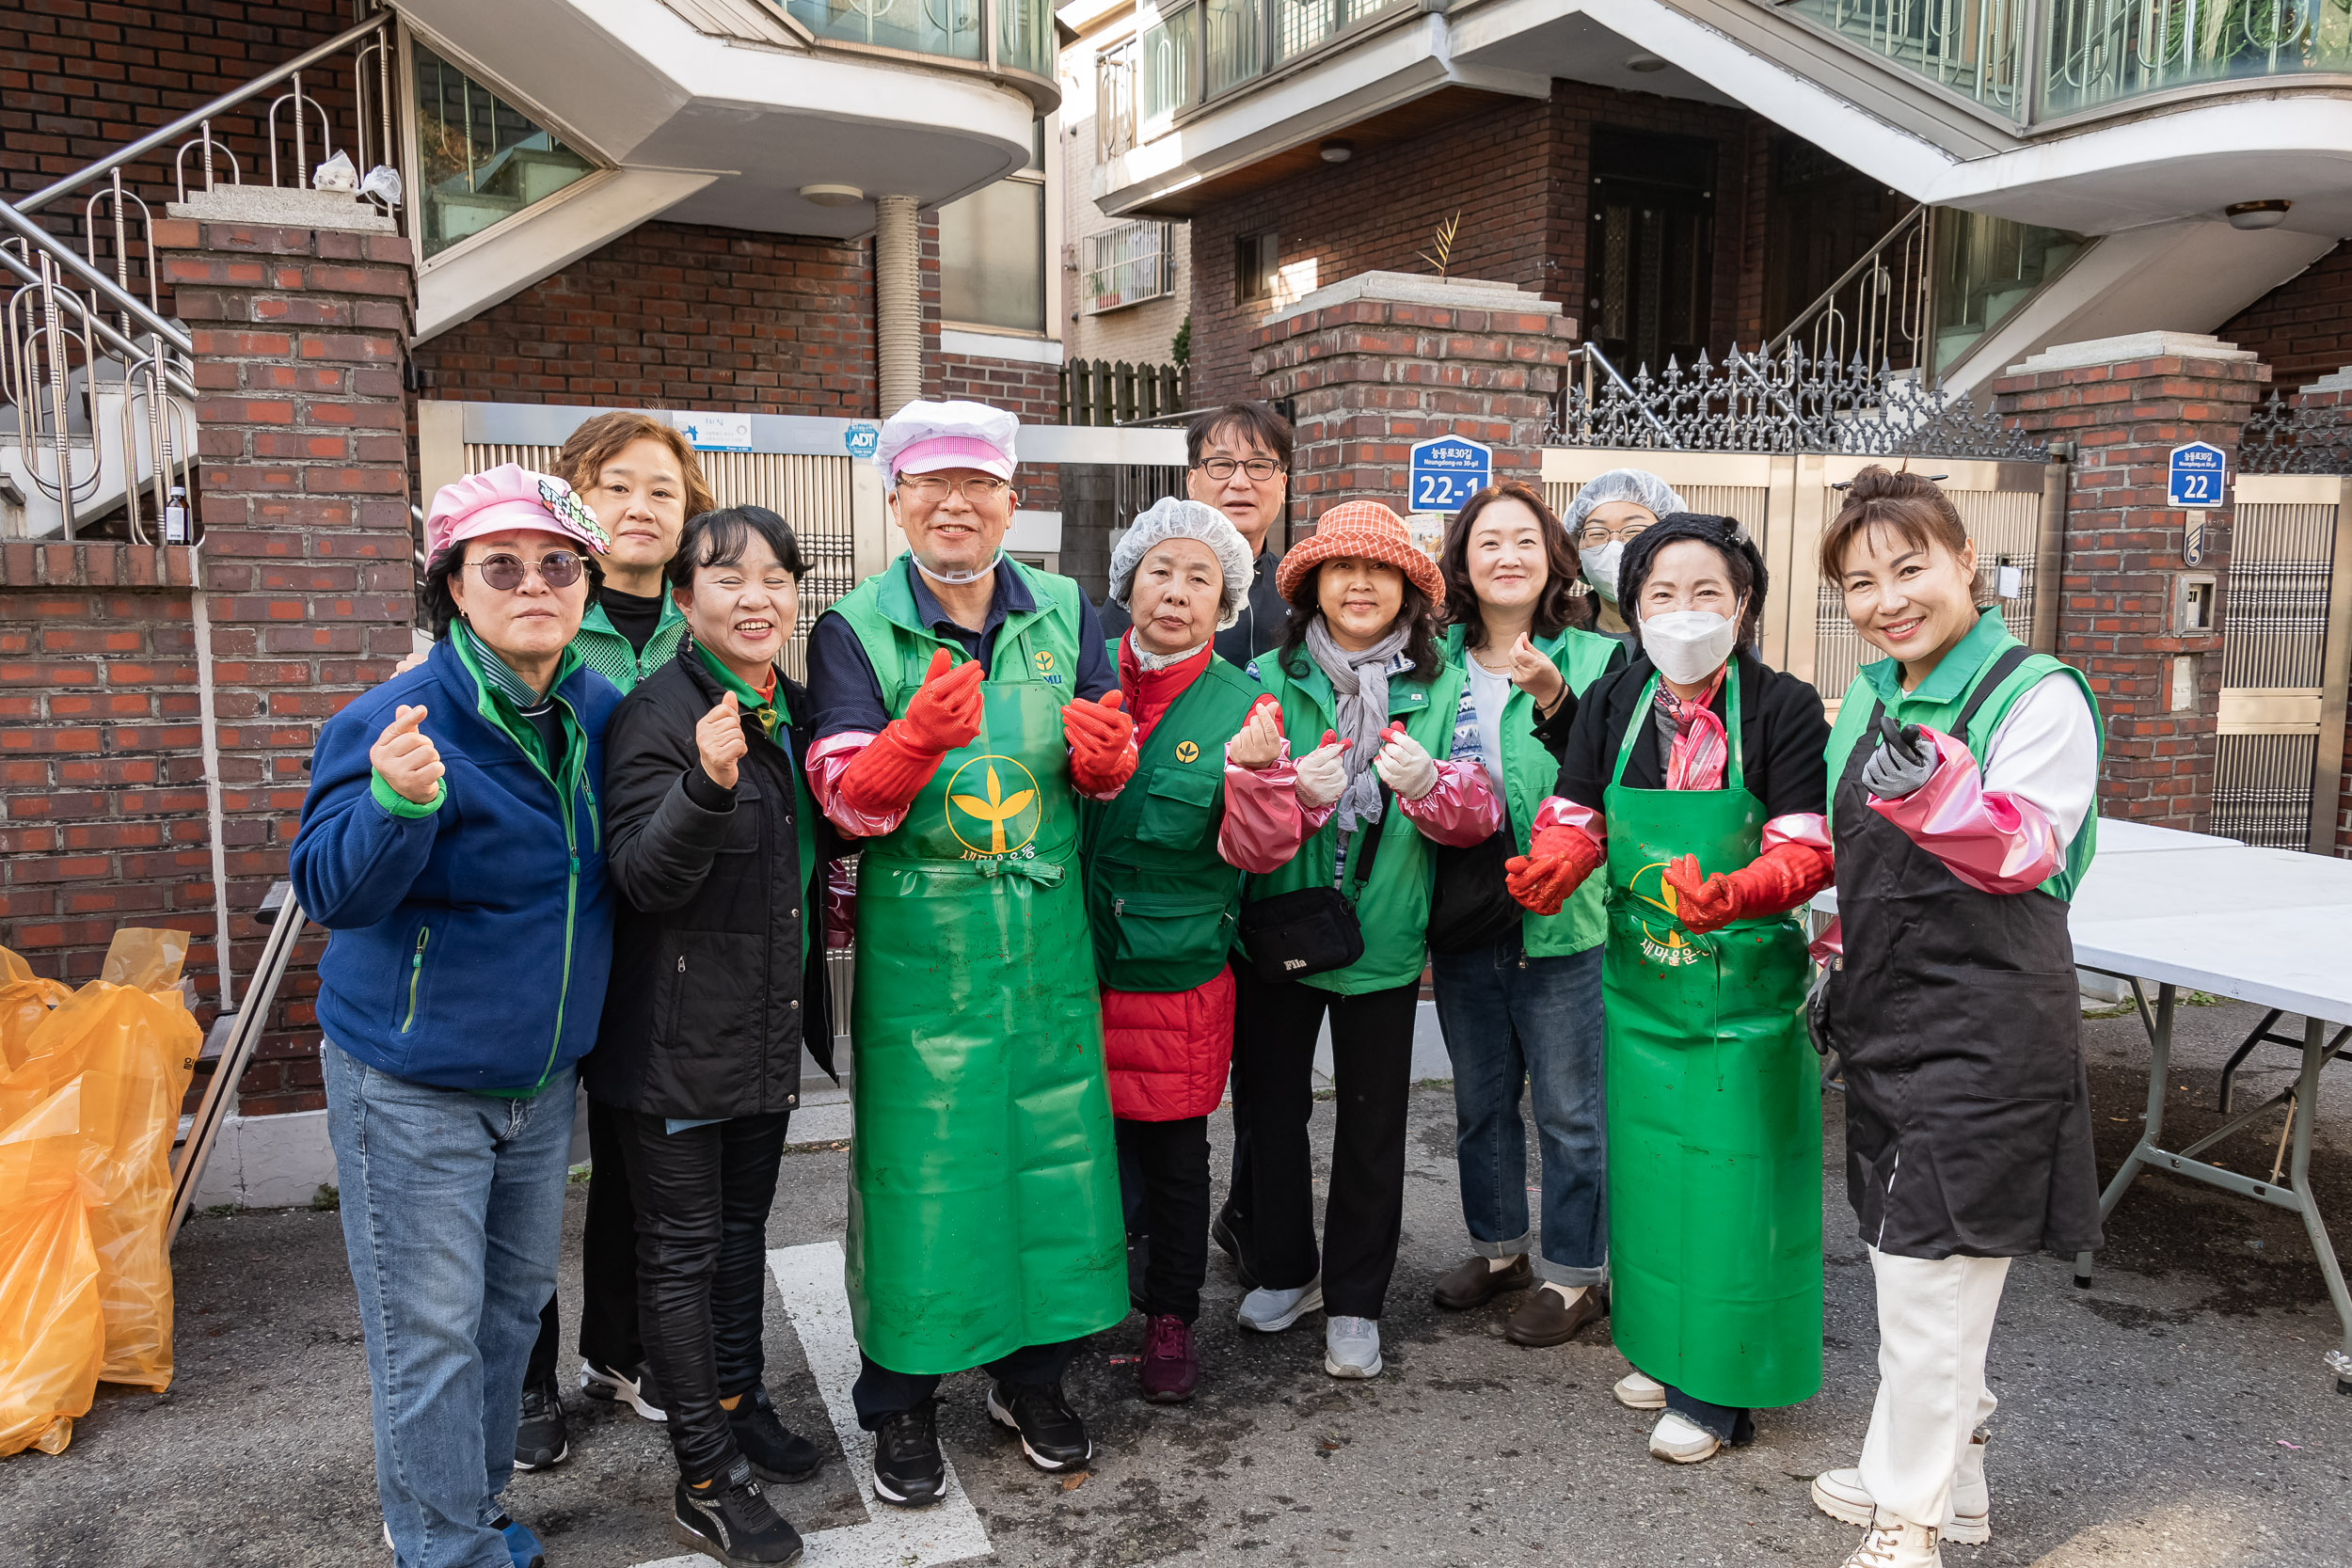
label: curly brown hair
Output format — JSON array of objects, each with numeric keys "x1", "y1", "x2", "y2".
[
  {"x1": 556, "y1": 412, "x2": 715, "y2": 523},
  {"x1": 1438, "y1": 481, "x2": 1585, "y2": 649},
  {"x1": 1819, "y1": 465, "x2": 1989, "y2": 601}
]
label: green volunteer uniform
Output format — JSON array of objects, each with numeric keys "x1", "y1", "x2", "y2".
[
  {"x1": 1244, "y1": 649, "x2": 1469, "y2": 993},
  {"x1": 1079, "y1": 643, "x2": 1261, "y2": 992},
  {"x1": 1603, "y1": 671, "x2": 1822, "y2": 1410},
  {"x1": 1442, "y1": 624, "x2": 1621, "y2": 957},
  {"x1": 831, "y1": 555, "x2": 1127, "y2": 1373},
  {"x1": 572, "y1": 594, "x2": 688, "y2": 693}
]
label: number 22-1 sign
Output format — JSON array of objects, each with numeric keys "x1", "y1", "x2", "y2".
[
  {"x1": 2168, "y1": 441, "x2": 2226, "y2": 509},
  {"x1": 1408, "y1": 436, "x2": 1492, "y2": 514}
]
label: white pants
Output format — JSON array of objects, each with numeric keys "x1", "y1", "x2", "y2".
[{"x1": 1858, "y1": 1246, "x2": 2011, "y2": 1530}]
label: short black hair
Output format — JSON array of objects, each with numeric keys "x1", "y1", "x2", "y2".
[
  {"x1": 420, "y1": 537, "x2": 605, "y2": 638},
  {"x1": 667, "y1": 506, "x2": 809, "y2": 591},
  {"x1": 1185, "y1": 401, "x2": 1293, "y2": 470},
  {"x1": 1617, "y1": 513, "x2": 1768, "y2": 649}
]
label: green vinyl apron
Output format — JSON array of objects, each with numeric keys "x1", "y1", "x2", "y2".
[
  {"x1": 1602, "y1": 671, "x2": 1822, "y2": 1410},
  {"x1": 840, "y1": 602, "x2": 1128, "y2": 1374}
]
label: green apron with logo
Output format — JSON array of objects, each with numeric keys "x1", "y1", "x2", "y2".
[
  {"x1": 835, "y1": 562, "x2": 1127, "y2": 1373},
  {"x1": 1603, "y1": 672, "x2": 1821, "y2": 1410}
]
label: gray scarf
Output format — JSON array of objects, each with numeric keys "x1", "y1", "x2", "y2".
[{"x1": 1304, "y1": 614, "x2": 1409, "y2": 833}]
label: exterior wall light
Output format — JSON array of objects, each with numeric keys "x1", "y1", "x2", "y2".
[
  {"x1": 1627, "y1": 54, "x2": 1668, "y2": 72},
  {"x1": 802, "y1": 184, "x2": 866, "y2": 208},
  {"x1": 2225, "y1": 199, "x2": 2292, "y2": 230},
  {"x1": 1320, "y1": 139, "x2": 1354, "y2": 163}
]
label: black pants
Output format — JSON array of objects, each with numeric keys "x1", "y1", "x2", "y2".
[
  {"x1": 617, "y1": 1107, "x2": 793, "y2": 1482},
  {"x1": 525, "y1": 1095, "x2": 642, "y2": 1386},
  {"x1": 1224, "y1": 967, "x2": 1419, "y2": 1320},
  {"x1": 1116, "y1": 1116, "x2": 1210, "y2": 1323},
  {"x1": 851, "y1": 1339, "x2": 1079, "y2": 1431}
]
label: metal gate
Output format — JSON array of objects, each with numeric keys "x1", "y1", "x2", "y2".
[
  {"x1": 2212, "y1": 473, "x2": 2352, "y2": 851},
  {"x1": 1540, "y1": 448, "x2": 2065, "y2": 718}
]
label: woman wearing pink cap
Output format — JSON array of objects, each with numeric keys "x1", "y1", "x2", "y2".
[{"x1": 291, "y1": 464, "x2": 620, "y2": 1568}]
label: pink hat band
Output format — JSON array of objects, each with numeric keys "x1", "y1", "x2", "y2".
[{"x1": 892, "y1": 434, "x2": 1013, "y2": 480}]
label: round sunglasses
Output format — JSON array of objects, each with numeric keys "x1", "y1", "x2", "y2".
[{"x1": 467, "y1": 550, "x2": 587, "y2": 592}]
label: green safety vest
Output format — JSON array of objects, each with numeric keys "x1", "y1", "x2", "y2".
[
  {"x1": 1244, "y1": 645, "x2": 1469, "y2": 995},
  {"x1": 1078, "y1": 642, "x2": 1262, "y2": 993},
  {"x1": 1441, "y1": 622, "x2": 1623, "y2": 957},
  {"x1": 825, "y1": 554, "x2": 1126, "y2": 1373},
  {"x1": 1822, "y1": 608, "x2": 2099, "y2": 901},
  {"x1": 572, "y1": 594, "x2": 689, "y2": 694}
]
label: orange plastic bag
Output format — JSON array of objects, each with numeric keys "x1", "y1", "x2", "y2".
[
  {"x1": 0, "y1": 948, "x2": 71, "y2": 1076},
  {"x1": 0, "y1": 930, "x2": 199, "y2": 1399},
  {"x1": 0, "y1": 1080, "x2": 105, "y2": 1456}
]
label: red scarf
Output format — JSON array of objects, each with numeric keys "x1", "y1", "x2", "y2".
[
  {"x1": 1657, "y1": 668, "x2": 1728, "y2": 791},
  {"x1": 1117, "y1": 636, "x2": 1215, "y2": 743}
]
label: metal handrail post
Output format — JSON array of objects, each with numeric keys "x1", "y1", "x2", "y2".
[{"x1": 0, "y1": 197, "x2": 195, "y2": 356}]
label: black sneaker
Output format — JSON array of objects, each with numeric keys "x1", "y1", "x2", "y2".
[
  {"x1": 580, "y1": 1357, "x2": 668, "y2": 1421},
  {"x1": 513, "y1": 1375, "x2": 569, "y2": 1470},
  {"x1": 1211, "y1": 1209, "x2": 1258, "y2": 1291},
  {"x1": 673, "y1": 1456, "x2": 803, "y2": 1564},
  {"x1": 727, "y1": 1386, "x2": 822, "y2": 1482},
  {"x1": 986, "y1": 1379, "x2": 1091, "y2": 1472},
  {"x1": 870, "y1": 1401, "x2": 946, "y2": 1509}
]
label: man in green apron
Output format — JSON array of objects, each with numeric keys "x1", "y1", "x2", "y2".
[{"x1": 803, "y1": 401, "x2": 1137, "y2": 1508}]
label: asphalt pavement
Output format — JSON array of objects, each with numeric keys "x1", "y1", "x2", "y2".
[{"x1": 4, "y1": 996, "x2": 2350, "y2": 1568}]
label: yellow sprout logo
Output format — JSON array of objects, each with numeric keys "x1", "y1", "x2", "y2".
[
  {"x1": 946, "y1": 755, "x2": 1041, "y2": 857},
  {"x1": 1034, "y1": 649, "x2": 1056, "y2": 675},
  {"x1": 1629, "y1": 859, "x2": 1704, "y2": 968},
  {"x1": 1174, "y1": 740, "x2": 1200, "y2": 763}
]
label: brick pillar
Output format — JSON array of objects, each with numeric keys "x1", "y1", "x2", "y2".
[
  {"x1": 155, "y1": 216, "x2": 416, "y2": 1115},
  {"x1": 1993, "y1": 332, "x2": 2269, "y2": 832},
  {"x1": 2300, "y1": 367, "x2": 2352, "y2": 857},
  {"x1": 1251, "y1": 272, "x2": 1575, "y2": 526}
]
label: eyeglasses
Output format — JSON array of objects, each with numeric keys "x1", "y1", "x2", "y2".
[
  {"x1": 469, "y1": 551, "x2": 586, "y2": 591},
  {"x1": 1573, "y1": 522, "x2": 1651, "y2": 548},
  {"x1": 1195, "y1": 457, "x2": 1285, "y2": 482},
  {"x1": 898, "y1": 474, "x2": 1010, "y2": 504}
]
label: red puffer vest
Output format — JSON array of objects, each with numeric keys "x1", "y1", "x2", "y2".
[{"x1": 1103, "y1": 964, "x2": 1235, "y2": 1120}]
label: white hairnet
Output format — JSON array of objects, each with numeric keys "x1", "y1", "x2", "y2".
[
  {"x1": 1560, "y1": 467, "x2": 1688, "y2": 534},
  {"x1": 1108, "y1": 498, "x2": 1255, "y2": 629}
]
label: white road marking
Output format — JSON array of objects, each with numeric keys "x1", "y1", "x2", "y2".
[{"x1": 630, "y1": 1241, "x2": 993, "y2": 1567}]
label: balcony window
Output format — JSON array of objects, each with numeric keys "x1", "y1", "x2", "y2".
[
  {"x1": 939, "y1": 122, "x2": 1048, "y2": 333},
  {"x1": 1084, "y1": 221, "x2": 1176, "y2": 312},
  {"x1": 781, "y1": 0, "x2": 984, "y2": 61},
  {"x1": 2041, "y1": 0, "x2": 2352, "y2": 117},
  {"x1": 1098, "y1": 39, "x2": 1137, "y2": 161},
  {"x1": 996, "y1": 0, "x2": 1053, "y2": 75},
  {"x1": 1270, "y1": 0, "x2": 1408, "y2": 68},
  {"x1": 1141, "y1": 5, "x2": 1200, "y2": 121},
  {"x1": 1785, "y1": 0, "x2": 2026, "y2": 115},
  {"x1": 1206, "y1": 0, "x2": 1262, "y2": 95},
  {"x1": 409, "y1": 41, "x2": 598, "y2": 260}
]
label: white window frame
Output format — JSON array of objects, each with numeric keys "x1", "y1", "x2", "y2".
[{"x1": 1082, "y1": 219, "x2": 1174, "y2": 314}]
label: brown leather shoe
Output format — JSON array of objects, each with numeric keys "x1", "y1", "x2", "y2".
[
  {"x1": 1431, "y1": 1254, "x2": 1533, "y2": 1310},
  {"x1": 1504, "y1": 1282, "x2": 1608, "y2": 1346}
]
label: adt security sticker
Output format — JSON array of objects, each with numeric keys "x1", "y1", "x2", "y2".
[
  {"x1": 845, "y1": 423, "x2": 880, "y2": 462},
  {"x1": 2168, "y1": 441, "x2": 2226, "y2": 509},
  {"x1": 1409, "y1": 436, "x2": 1492, "y2": 514}
]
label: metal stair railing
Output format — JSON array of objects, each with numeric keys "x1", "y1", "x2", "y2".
[{"x1": 1765, "y1": 203, "x2": 1934, "y2": 377}]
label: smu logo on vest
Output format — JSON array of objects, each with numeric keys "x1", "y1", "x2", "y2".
[
  {"x1": 946, "y1": 755, "x2": 1041, "y2": 858},
  {"x1": 1034, "y1": 648, "x2": 1063, "y2": 686},
  {"x1": 1629, "y1": 861, "x2": 1705, "y2": 968}
]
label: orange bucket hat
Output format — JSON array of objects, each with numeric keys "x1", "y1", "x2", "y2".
[{"x1": 1275, "y1": 499, "x2": 1445, "y2": 605}]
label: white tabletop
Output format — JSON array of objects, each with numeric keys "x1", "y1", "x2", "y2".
[{"x1": 1812, "y1": 819, "x2": 2352, "y2": 1022}]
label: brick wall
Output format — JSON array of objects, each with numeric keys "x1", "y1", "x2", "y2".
[
  {"x1": 409, "y1": 219, "x2": 878, "y2": 416},
  {"x1": 1185, "y1": 81, "x2": 1768, "y2": 404},
  {"x1": 0, "y1": 546, "x2": 209, "y2": 982},
  {"x1": 1994, "y1": 340, "x2": 2268, "y2": 831},
  {"x1": 2217, "y1": 241, "x2": 2352, "y2": 397},
  {"x1": 932, "y1": 350, "x2": 1061, "y2": 422}
]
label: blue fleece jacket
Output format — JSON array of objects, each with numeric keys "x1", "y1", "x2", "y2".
[{"x1": 290, "y1": 635, "x2": 621, "y2": 1092}]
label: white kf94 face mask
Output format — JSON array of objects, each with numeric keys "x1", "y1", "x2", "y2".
[
  {"x1": 1640, "y1": 610, "x2": 1739, "y2": 687},
  {"x1": 1580, "y1": 541, "x2": 1624, "y2": 603}
]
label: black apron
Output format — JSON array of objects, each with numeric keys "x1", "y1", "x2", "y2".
[{"x1": 1827, "y1": 646, "x2": 2105, "y2": 1259}]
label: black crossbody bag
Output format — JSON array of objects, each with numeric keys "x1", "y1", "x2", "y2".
[{"x1": 1238, "y1": 785, "x2": 1391, "y2": 984}]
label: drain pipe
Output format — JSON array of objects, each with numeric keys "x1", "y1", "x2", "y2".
[
  {"x1": 189, "y1": 569, "x2": 236, "y2": 1014},
  {"x1": 874, "y1": 194, "x2": 921, "y2": 419}
]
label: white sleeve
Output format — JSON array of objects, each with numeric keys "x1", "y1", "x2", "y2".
[{"x1": 1978, "y1": 673, "x2": 2100, "y2": 845}]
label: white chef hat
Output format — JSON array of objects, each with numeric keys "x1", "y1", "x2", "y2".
[
  {"x1": 873, "y1": 399, "x2": 1019, "y2": 482},
  {"x1": 1109, "y1": 497, "x2": 1255, "y2": 629}
]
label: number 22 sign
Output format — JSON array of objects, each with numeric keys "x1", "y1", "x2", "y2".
[{"x1": 2167, "y1": 441, "x2": 2226, "y2": 509}]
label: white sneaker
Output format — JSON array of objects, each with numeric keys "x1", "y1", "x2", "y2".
[
  {"x1": 1841, "y1": 1515, "x2": 1942, "y2": 1568},
  {"x1": 1811, "y1": 1438, "x2": 1990, "y2": 1544},
  {"x1": 1236, "y1": 1278, "x2": 1324, "y2": 1333},
  {"x1": 1613, "y1": 1369, "x2": 1667, "y2": 1409},
  {"x1": 1647, "y1": 1409, "x2": 1721, "y2": 1464},
  {"x1": 1325, "y1": 1315, "x2": 1382, "y2": 1378},
  {"x1": 580, "y1": 1357, "x2": 667, "y2": 1421}
]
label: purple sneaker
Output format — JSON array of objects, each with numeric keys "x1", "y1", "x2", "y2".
[{"x1": 1137, "y1": 1313, "x2": 1199, "y2": 1404}]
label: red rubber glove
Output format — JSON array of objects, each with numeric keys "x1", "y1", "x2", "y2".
[
  {"x1": 1063, "y1": 687, "x2": 1136, "y2": 793},
  {"x1": 1505, "y1": 823, "x2": 1602, "y2": 916},
  {"x1": 837, "y1": 648, "x2": 987, "y2": 818},
  {"x1": 1661, "y1": 841, "x2": 1834, "y2": 934}
]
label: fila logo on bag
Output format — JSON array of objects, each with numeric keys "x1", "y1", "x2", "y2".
[
  {"x1": 1283, "y1": 958, "x2": 1308, "y2": 972},
  {"x1": 1629, "y1": 861, "x2": 1706, "y2": 968}
]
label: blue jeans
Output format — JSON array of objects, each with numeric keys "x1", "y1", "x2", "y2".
[
  {"x1": 325, "y1": 1042, "x2": 578, "y2": 1568},
  {"x1": 1430, "y1": 938, "x2": 1606, "y2": 1286}
]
